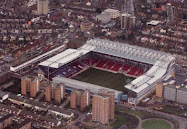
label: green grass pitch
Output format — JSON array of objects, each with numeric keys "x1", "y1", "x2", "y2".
[
  {"x1": 142, "y1": 119, "x2": 171, "y2": 129},
  {"x1": 73, "y1": 67, "x2": 135, "y2": 92}
]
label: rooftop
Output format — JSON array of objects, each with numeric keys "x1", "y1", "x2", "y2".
[
  {"x1": 15, "y1": 119, "x2": 31, "y2": 129},
  {"x1": 0, "y1": 91, "x2": 8, "y2": 98},
  {"x1": 8, "y1": 94, "x2": 72, "y2": 116},
  {"x1": 147, "y1": 20, "x2": 160, "y2": 26},
  {"x1": 104, "y1": 8, "x2": 120, "y2": 13},
  {"x1": 0, "y1": 114, "x2": 12, "y2": 123},
  {"x1": 167, "y1": 84, "x2": 187, "y2": 92},
  {"x1": 39, "y1": 48, "x2": 90, "y2": 68}
]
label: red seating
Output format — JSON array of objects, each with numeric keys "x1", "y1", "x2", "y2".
[
  {"x1": 136, "y1": 69, "x2": 144, "y2": 76},
  {"x1": 127, "y1": 66, "x2": 141, "y2": 76},
  {"x1": 41, "y1": 52, "x2": 149, "y2": 80},
  {"x1": 92, "y1": 58, "x2": 145, "y2": 76},
  {"x1": 122, "y1": 64, "x2": 131, "y2": 71},
  {"x1": 96, "y1": 60, "x2": 107, "y2": 68},
  {"x1": 91, "y1": 58, "x2": 100, "y2": 66},
  {"x1": 82, "y1": 59, "x2": 91, "y2": 66},
  {"x1": 111, "y1": 63, "x2": 122, "y2": 72},
  {"x1": 105, "y1": 61, "x2": 115, "y2": 69}
]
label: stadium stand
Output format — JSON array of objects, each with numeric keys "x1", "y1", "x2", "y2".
[
  {"x1": 39, "y1": 52, "x2": 149, "y2": 80},
  {"x1": 39, "y1": 38, "x2": 175, "y2": 104},
  {"x1": 10, "y1": 44, "x2": 66, "y2": 72}
]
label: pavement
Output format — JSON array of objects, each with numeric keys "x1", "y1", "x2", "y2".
[
  {"x1": 66, "y1": 112, "x2": 87, "y2": 129},
  {"x1": 59, "y1": 96, "x2": 70, "y2": 108},
  {"x1": 0, "y1": 81, "x2": 13, "y2": 89},
  {"x1": 35, "y1": 91, "x2": 45, "y2": 101},
  {"x1": 119, "y1": 124, "x2": 127, "y2": 129}
]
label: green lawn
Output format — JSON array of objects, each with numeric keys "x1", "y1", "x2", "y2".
[
  {"x1": 161, "y1": 105, "x2": 186, "y2": 116},
  {"x1": 73, "y1": 67, "x2": 134, "y2": 92},
  {"x1": 110, "y1": 113, "x2": 127, "y2": 128},
  {"x1": 110, "y1": 112, "x2": 139, "y2": 129},
  {"x1": 116, "y1": 106, "x2": 144, "y2": 118},
  {"x1": 142, "y1": 119, "x2": 171, "y2": 129}
]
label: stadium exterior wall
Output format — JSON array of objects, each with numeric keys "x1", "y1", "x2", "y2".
[{"x1": 53, "y1": 77, "x2": 123, "y2": 103}]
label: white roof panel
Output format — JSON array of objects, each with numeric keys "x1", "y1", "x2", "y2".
[
  {"x1": 48, "y1": 49, "x2": 76, "y2": 62},
  {"x1": 39, "y1": 48, "x2": 90, "y2": 68},
  {"x1": 10, "y1": 44, "x2": 66, "y2": 72},
  {"x1": 82, "y1": 38, "x2": 174, "y2": 65},
  {"x1": 125, "y1": 61, "x2": 169, "y2": 93}
]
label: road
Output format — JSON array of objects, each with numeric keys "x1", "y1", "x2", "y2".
[
  {"x1": 35, "y1": 91, "x2": 45, "y2": 101},
  {"x1": 119, "y1": 124, "x2": 127, "y2": 129},
  {"x1": 119, "y1": 104, "x2": 187, "y2": 129},
  {"x1": 0, "y1": 70, "x2": 11, "y2": 84},
  {"x1": 59, "y1": 96, "x2": 70, "y2": 108},
  {"x1": 66, "y1": 112, "x2": 87, "y2": 129},
  {"x1": 0, "y1": 81, "x2": 13, "y2": 89}
]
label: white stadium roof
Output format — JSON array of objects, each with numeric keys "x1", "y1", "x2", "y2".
[
  {"x1": 125, "y1": 60, "x2": 169, "y2": 93},
  {"x1": 10, "y1": 44, "x2": 66, "y2": 72},
  {"x1": 39, "y1": 48, "x2": 90, "y2": 68},
  {"x1": 83, "y1": 38, "x2": 173, "y2": 65},
  {"x1": 39, "y1": 38, "x2": 174, "y2": 69}
]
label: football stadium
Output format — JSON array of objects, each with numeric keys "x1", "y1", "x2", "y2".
[{"x1": 38, "y1": 38, "x2": 175, "y2": 104}]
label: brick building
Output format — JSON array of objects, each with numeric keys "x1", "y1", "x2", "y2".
[
  {"x1": 92, "y1": 89, "x2": 115, "y2": 124},
  {"x1": 70, "y1": 90, "x2": 77, "y2": 109},
  {"x1": 45, "y1": 84, "x2": 52, "y2": 102},
  {"x1": 92, "y1": 95, "x2": 109, "y2": 125},
  {"x1": 98, "y1": 89, "x2": 115, "y2": 120},
  {"x1": 156, "y1": 83, "x2": 164, "y2": 98},
  {"x1": 45, "y1": 83, "x2": 65, "y2": 104},
  {"x1": 80, "y1": 90, "x2": 91, "y2": 111},
  {"x1": 21, "y1": 76, "x2": 40, "y2": 98},
  {"x1": 70, "y1": 89, "x2": 90, "y2": 111}
]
